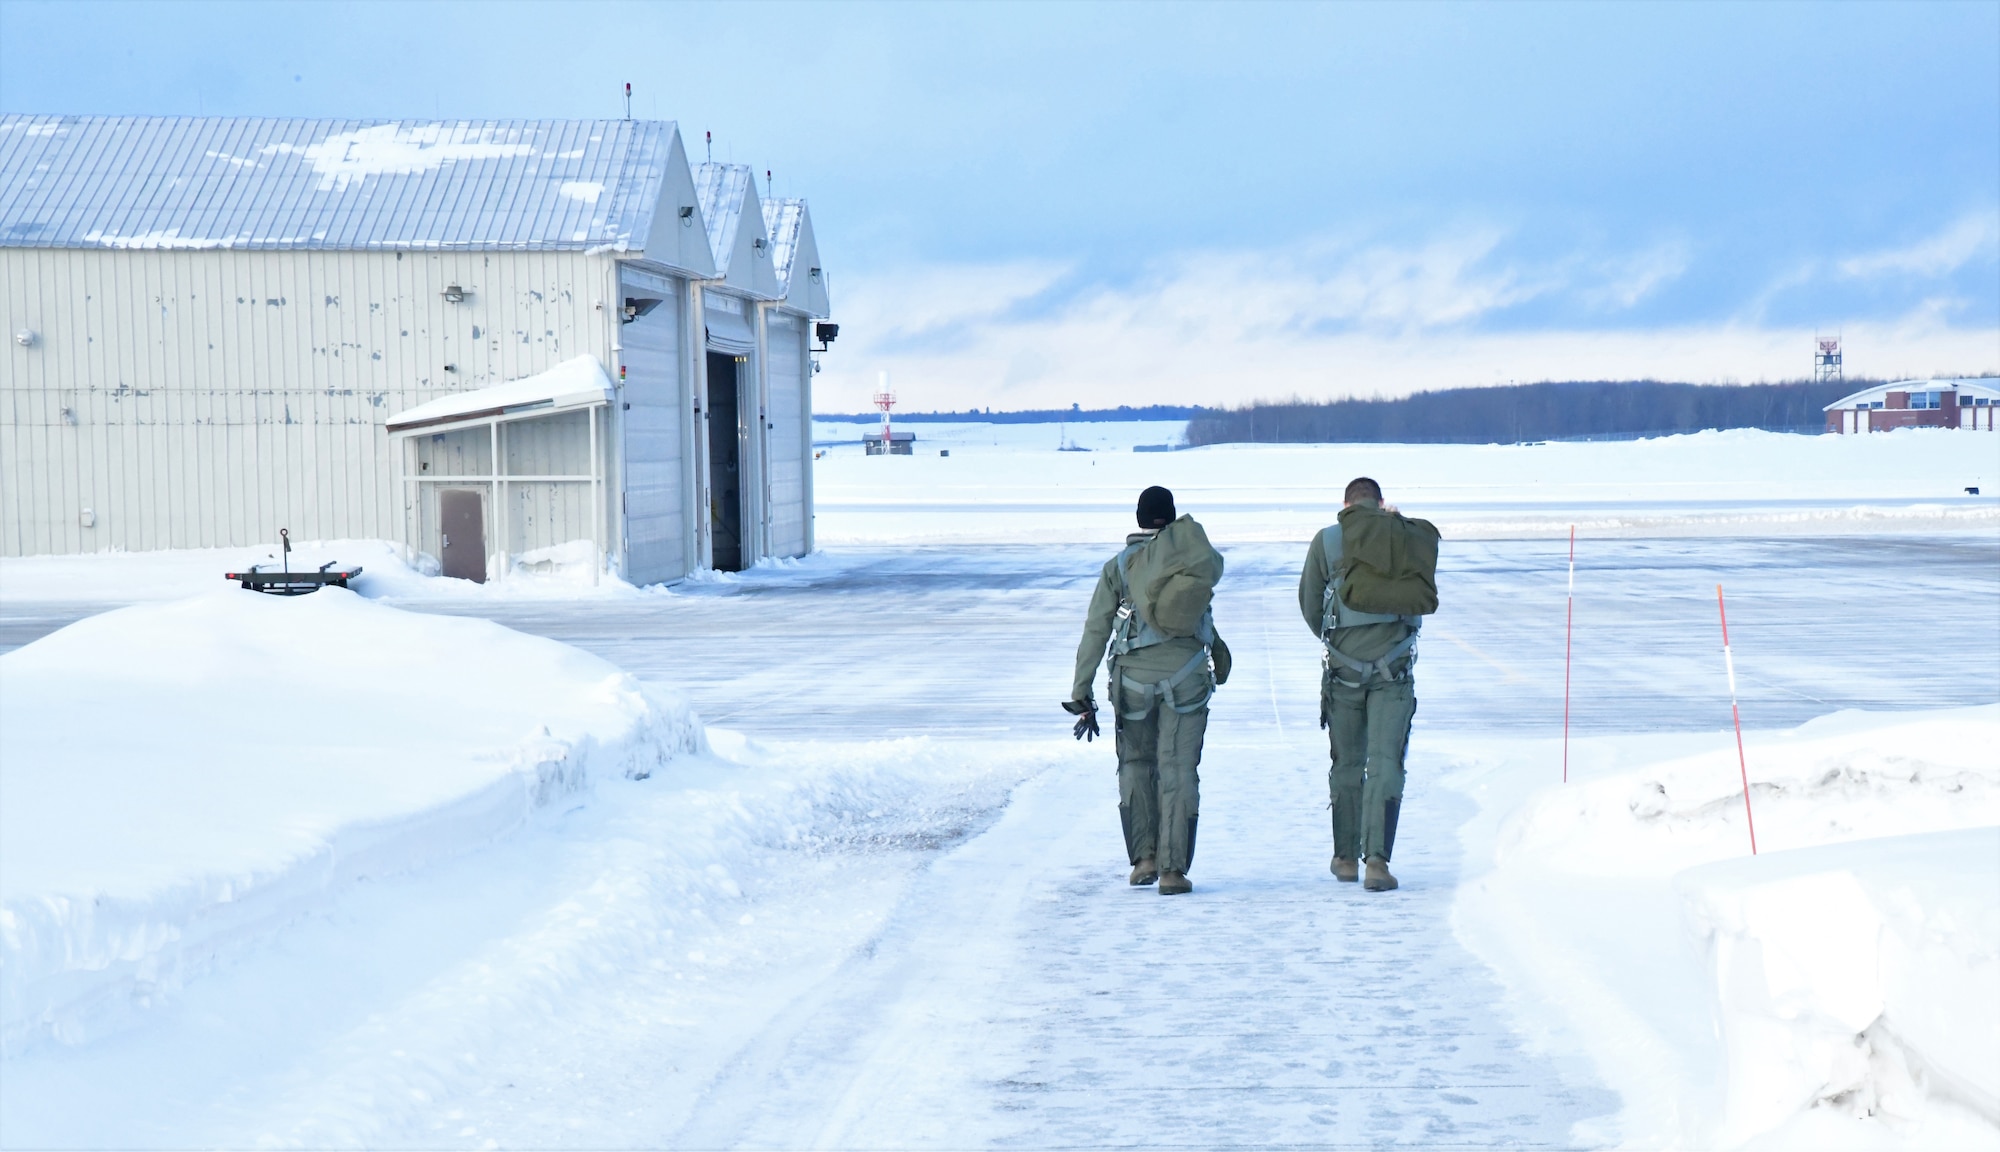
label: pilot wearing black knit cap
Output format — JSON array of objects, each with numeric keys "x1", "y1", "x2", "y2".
[{"x1": 1064, "y1": 486, "x2": 1230, "y2": 896}]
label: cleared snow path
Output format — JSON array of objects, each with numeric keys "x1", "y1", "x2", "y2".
[
  {"x1": 668, "y1": 729, "x2": 1609, "y2": 1148},
  {"x1": 1, "y1": 535, "x2": 1994, "y2": 1148}
]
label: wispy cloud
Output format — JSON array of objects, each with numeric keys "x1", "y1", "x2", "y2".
[
  {"x1": 820, "y1": 232, "x2": 1995, "y2": 411},
  {"x1": 1741, "y1": 212, "x2": 1999, "y2": 323},
  {"x1": 1839, "y1": 213, "x2": 2000, "y2": 280},
  {"x1": 1579, "y1": 240, "x2": 1691, "y2": 311},
  {"x1": 835, "y1": 259, "x2": 1072, "y2": 349}
]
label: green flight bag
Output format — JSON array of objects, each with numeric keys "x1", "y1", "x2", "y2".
[
  {"x1": 1335, "y1": 503, "x2": 1441, "y2": 616},
  {"x1": 1129, "y1": 515, "x2": 1224, "y2": 638}
]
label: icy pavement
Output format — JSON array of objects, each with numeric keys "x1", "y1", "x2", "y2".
[
  {"x1": 668, "y1": 761, "x2": 1610, "y2": 1149},
  {"x1": 404, "y1": 534, "x2": 2000, "y2": 737},
  {"x1": 0, "y1": 533, "x2": 1994, "y2": 1148}
]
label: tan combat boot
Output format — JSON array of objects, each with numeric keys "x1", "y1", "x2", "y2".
[
  {"x1": 1129, "y1": 858, "x2": 1159, "y2": 886},
  {"x1": 1330, "y1": 856, "x2": 1360, "y2": 882},
  {"x1": 1363, "y1": 856, "x2": 1398, "y2": 891},
  {"x1": 1158, "y1": 870, "x2": 1192, "y2": 895}
]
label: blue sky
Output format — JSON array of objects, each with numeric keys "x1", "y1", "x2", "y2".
[{"x1": 3, "y1": 0, "x2": 1995, "y2": 410}]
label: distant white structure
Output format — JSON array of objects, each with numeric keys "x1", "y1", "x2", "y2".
[
  {"x1": 0, "y1": 115, "x2": 834, "y2": 579},
  {"x1": 1814, "y1": 335, "x2": 1843, "y2": 384},
  {"x1": 1823, "y1": 378, "x2": 1999, "y2": 434},
  {"x1": 865, "y1": 370, "x2": 913, "y2": 455}
]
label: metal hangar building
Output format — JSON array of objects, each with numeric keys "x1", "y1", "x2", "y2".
[{"x1": 0, "y1": 115, "x2": 834, "y2": 582}]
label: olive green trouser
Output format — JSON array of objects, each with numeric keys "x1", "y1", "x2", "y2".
[
  {"x1": 1324, "y1": 674, "x2": 1416, "y2": 862},
  {"x1": 1114, "y1": 680, "x2": 1208, "y2": 875}
]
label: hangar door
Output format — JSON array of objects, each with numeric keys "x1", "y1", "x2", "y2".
[{"x1": 619, "y1": 274, "x2": 689, "y2": 585}]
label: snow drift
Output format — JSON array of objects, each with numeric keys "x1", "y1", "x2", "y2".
[
  {"x1": 1679, "y1": 828, "x2": 2000, "y2": 1148},
  {"x1": 0, "y1": 588, "x2": 702, "y2": 1054},
  {"x1": 1443, "y1": 705, "x2": 2000, "y2": 1149}
]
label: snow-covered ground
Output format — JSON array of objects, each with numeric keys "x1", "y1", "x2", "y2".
[
  {"x1": 1, "y1": 590, "x2": 701, "y2": 1059},
  {"x1": 813, "y1": 422, "x2": 1999, "y2": 543},
  {"x1": 1445, "y1": 709, "x2": 2000, "y2": 1151},
  {"x1": 2, "y1": 425, "x2": 1996, "y2": 1149},
  {"x1": 0, "y1": 537, "x2": 657, "y2": 606}
]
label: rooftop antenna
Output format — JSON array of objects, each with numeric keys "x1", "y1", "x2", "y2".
[
  {"x1": 766, "y1": 169, "x2": 773, "y2": 200},
  {"x1": 623, "y1": 82, "x2": 631, "y2": 121},
  {"x1": 705, "y1": 130, "x2": 712, "y2": 163}
]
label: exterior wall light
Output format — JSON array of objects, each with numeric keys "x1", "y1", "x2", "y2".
[
  {"x1": 441, "y1": 284, "x2": 467, "y2": 303},
  {"x1": 15, "y1": 329, "x2": 36, "y2": 347},
  {"x1": 680, "y1": 206, "x2": 695, "y2": 226}
]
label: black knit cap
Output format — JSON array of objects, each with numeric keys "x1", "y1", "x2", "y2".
[{"x1": 1136, "y1": 486, "x2": 1176, "y2": 529}]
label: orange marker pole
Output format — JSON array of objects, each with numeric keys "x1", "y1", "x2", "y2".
[
  {"x1": 1563, "y1": 525, "x2": 1574, "y2": 783},
  {"x1": 1717, "y1": 584, "x2": 1758, "y2": 855}
]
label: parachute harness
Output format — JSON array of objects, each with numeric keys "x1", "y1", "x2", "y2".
[
  {"x1": 1319, "y1": 525, "x2": 1421, "y2": 691},
  {"x1": 1107, "y1": 542, "x2": 1215, "y2": 723}
]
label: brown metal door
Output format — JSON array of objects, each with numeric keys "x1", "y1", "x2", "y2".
[{"x1": 439, "y1": 488, "x2": 487, "y2": 583}]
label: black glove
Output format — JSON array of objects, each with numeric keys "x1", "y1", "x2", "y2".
[
  {"x1": 1211, "y1": 635, "x2": 1233, "y2": 686},
  {"x1": 1062, "y1": 698, "x2": 1101, "y2": 742}
]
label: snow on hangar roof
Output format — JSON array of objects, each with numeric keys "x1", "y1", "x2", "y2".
[
  {"x1": 691, "y1": 162, "x2": 753, "y2": 267},
  {"x1": 692, "y1": 161, "x2": 780, "y2": 300},
  {"x1": 764, "y1": 198, "x2": 805, "y2": 288},
  {"x1": 0, "y1": 116, "x2": 684, "y2": 251},
  {"x1": 386, "y1": 356, "x2": 616, "y2": 434},
  {"x1": 761, "y1": 196, "x2": 831, "y2": 317}
]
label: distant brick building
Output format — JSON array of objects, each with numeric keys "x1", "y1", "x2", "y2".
[{"x1": 1824, "y1": 378, "x2": 1999, "y2": 434}]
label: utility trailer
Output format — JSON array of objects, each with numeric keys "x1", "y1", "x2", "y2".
[
  {"x1": 225, "y1": 562, "x2": 364, "y2": 596},
  {"x1": 223, "y1": 528, "x2": 362, "y2": 595}
]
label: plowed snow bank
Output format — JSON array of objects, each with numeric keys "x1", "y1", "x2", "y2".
[
  {"x1": 1442, "y1": 705, "x2": 2000, "y2": 1149},
  {"x1": 1679, "y1": 828, "x2": 1999, "y2": 1148},
  {"x1": 0, "y1": 588, "x2": 701, "y2": 1053}
]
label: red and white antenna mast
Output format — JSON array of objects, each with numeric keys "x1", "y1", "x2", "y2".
[{"x1": 873, "y1": 371, "x2": 896, "y2": 446}]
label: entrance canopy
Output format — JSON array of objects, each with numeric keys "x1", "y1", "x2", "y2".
[
  {"x1": 386, "y1": 355, "x2": 615, "y2": 585},
  {"x1": 387, "y1": 356, "x2": 615, "y2": 436}
]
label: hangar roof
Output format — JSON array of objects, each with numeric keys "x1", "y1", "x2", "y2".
[
  {"x1": 693, "y1": 161, "x2": 780, "y2": 299},
  {"x1": 1823, "y1": 378, "x2": 2000, "y2": 411},
  {"x1": 0, "y1": 115, "x2": 685, "y2": 252},
  {"x1": 762, "y1": 197, "x2": 831, "y2": 318}
]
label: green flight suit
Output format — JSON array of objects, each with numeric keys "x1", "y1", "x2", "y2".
[
  {"x1": 1299, "y1": 505, "x2": 1417, "y2": 862},
  {"x1": 1072, "y1": 520, "x2": 1229, "y2": 875}
]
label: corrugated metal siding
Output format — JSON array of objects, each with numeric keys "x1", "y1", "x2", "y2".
[
  {"x1": 0, "y1": 246, "x2": 621, "y2": 556},
  {"x1": 405, "y1": 418, "x2": 609, "y2": 564},
  {"x1": 0, "y1": 116, "x2": 672, "y2": 251},
  {"x1": 766, "y1": 312, "x2": 809, "y2": 557},
  {"x1": 619, "y1": 279, "x2": 688, "y2": 584},
  {"x1": 503, "y1": 410, "x2": 595, "y2": 556}
]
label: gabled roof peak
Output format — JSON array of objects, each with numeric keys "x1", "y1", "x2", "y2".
[
  {"x1": 762, "y1": 197, "x2": 806, "y2": 292},
  {"x1": 692, "y1": 162, "x2": 755, "y2": 271}
]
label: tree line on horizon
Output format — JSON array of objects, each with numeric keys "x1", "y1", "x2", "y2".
[
  {"x1": 816, "y1": 403, "x2": 1207, "y2": 424},
  {"x1": 1182, "y1": 379, "x2": 1870, "y2": 446}
]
